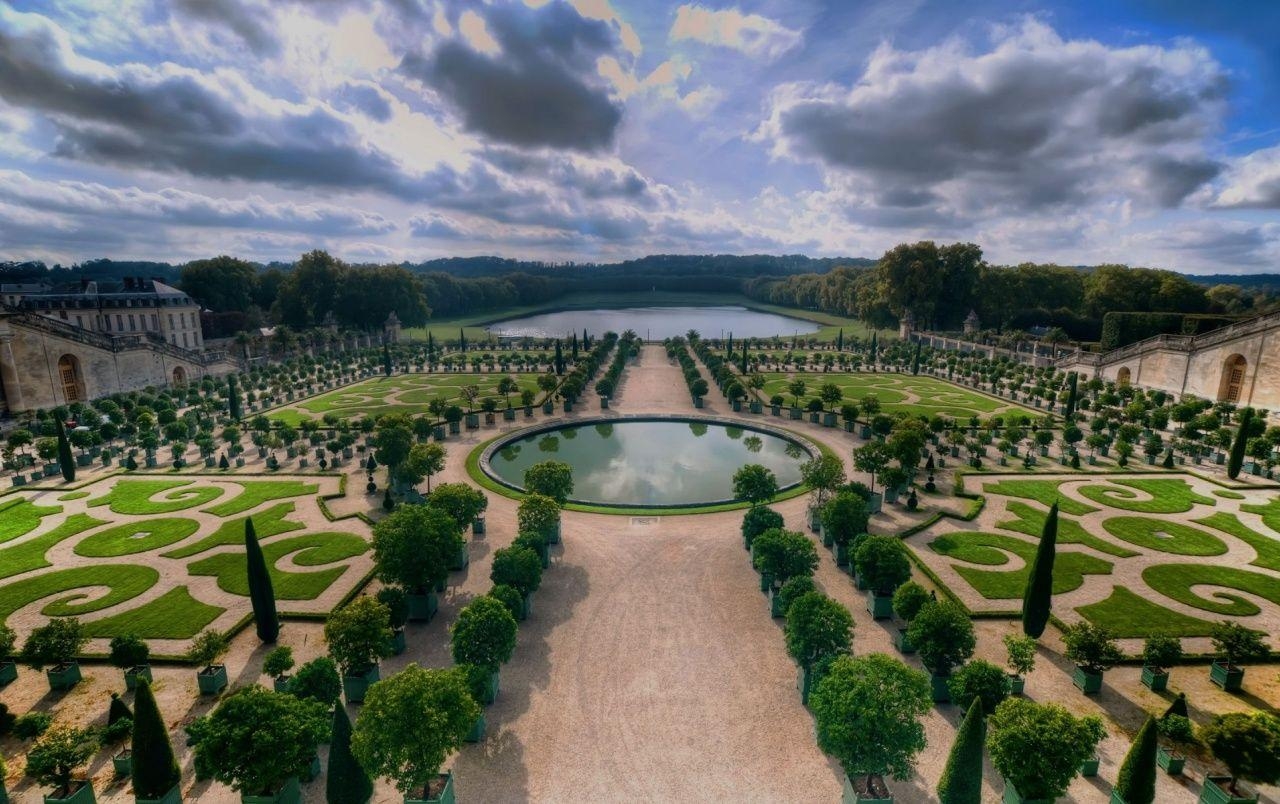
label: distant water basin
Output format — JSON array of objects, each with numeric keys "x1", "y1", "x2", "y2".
[
  {"x1": 488, "y1": 305, "x2": 820, "y2": 340},
  {"x1": 486, "y1": 418, "x2": 811, "y2": 507}
]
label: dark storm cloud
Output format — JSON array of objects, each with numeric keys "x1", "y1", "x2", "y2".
[
  {"x1": 172, "y1": 0, "x2": 280, "y2": 55},
  {"x1": 1141, "y1": 156, "x2": 1222, "y2": 207},
  {"x1": 401, "y1": 2, "x2": 623, "y2": 151}
]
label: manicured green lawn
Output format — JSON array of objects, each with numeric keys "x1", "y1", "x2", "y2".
[
  {"x1": 996, "y1": 501, "x2": 1136, "y2": 557},
  {"x1": 1142, "y1": 564, "x2": 1280, "y2": 616},
  {"x1": 1195, "y1": 512, "x2": 1280, "y2": 572},
  {"x1": 1076, "y1": 587, "x2": 1216, "y2": 637},
  {"x1": 82, "y1": 587, "x2": 224, "y2": 640},
  {"x1": 269, "y1": 373, "x2": 545, "y2": 425},
  {"x1": 1100, "y1": 517, "x2": 1228, "y2": 557},
  {"x1": 0, "y1": 565, "x2": 158, "y2": 621},
  {"x1": 188, "y1": 532, "x2": 368, "y2": 600},
  {"x1": 88, "y1": 479, "x2": 224, "y2": 514},
  {"x1": 1213, "y1": 489, "x2": 1246, "y2": 500},
  {"x1": 1076, "y1": 478, "x2": 1215, "y2": 514},
  {"x1": 980, "y1": 479, "x2": 1096, "y2": 516},
  {"x1": 757, "y1": 372, "x2": 1031, "y2": 420},
  {"x1": 203, "y1": 480, "x2": 319, "y2": 516},
  {"x1": 928, "y1": 531, "x2": 1113, "y2": 599},
  {"x1": 1241, "y1": 497, "x2": 1280, "y2": 534},
  {"x1": 74, "y1": 518, "x2": 201, "y2": 558},
  {"x1": 57, "y1": 491, "x2": 90, "y2": 502},
  {"x1": 163, "y1": 502, "x2": 306, "y2": 559},
  {"x1": 0, "y1": 498, "x2": 63, "y2": 544},
  {"x1": 0, "y1": 514, "x2": 108, "y2": 580}
]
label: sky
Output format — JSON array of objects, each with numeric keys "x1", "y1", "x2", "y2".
[{"x1": 0, "y1": 0, "x2": 1278, "y2": 273}]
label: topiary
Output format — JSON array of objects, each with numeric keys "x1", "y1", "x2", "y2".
[
  {"x1": 1114, "y1": 716, "x2": 1157, "y2": 804},
  {"x1": 131, "y1": 679, "x2": 180, "y2": 800},
  {"x1": 946, "y1": 659, "x2": 1010, "y2": 715},
  {"x1": 775, "y1": 576, "x2": 817, "y2": 617},
  {"x1": 937, "y1": 699, "x2": 985, "y2": 804},
  {"x1": 741, "y1": 505, "x2": 784, "y2": 548}
]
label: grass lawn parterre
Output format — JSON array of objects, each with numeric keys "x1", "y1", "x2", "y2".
[
  {"x1": 910, "y1": 472, "x2": 1280, "y2": 639},
  {"x1": 268, "y1": 372, "x2": 548, "y2": 425},
  {"x1": 0, "y1": 473, "x2": 372, "y2": 649},
  {"x1": 756, "y1": 371, "x2": 1035, "y2": 420}
]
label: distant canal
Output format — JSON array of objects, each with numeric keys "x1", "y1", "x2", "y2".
[{"x1": 488, "y1": 305, "x2": 820, "y2": 340}]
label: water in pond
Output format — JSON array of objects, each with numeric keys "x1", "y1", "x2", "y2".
[
  {"x1": 488, "y1": 305, "x2": 819, "y2": 340},
  {"x1": 487, "y1": 419, "x2": 810, "y2": 507}
]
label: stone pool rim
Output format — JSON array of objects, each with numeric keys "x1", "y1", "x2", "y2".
[{"x1": 477, "y1": 413, "x2": 820, "y2": 511}]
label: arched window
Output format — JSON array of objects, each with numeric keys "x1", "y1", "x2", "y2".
[
  {"x1": 1117, "y1": 367, "x2": 1131, "y2": 387},
  {"x1": 57, "y1": 354, "x2": 86, "y2": 402},
  {"x1": 1218, "y1": 354, "x2": 1247, "y2": 402},
  {"x1": 172, "y1": 366, "x2": 187, "y2": 386}
]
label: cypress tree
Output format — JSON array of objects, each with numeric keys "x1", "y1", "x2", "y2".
[
  {"x1": 836, "y1": 329, "x2": 843, "y2": 351},
  {"x1": 227, "y1": 374, "x2": 242, "y2": 422},
  {"x1": 55, "y1": 417, "x2": 75, "y2": 482},
  {"x1": 937, "y1": 698, "x2": 985, "y2": 804},
  {"x1": 740, "y1": 348, "x2": 748, "y2": 375},
  {"x1": 582, "y1": 327, "x2": 588, "y2": 348},
  {"x1": 1162, "y1": 692, "x2": 1188, "y2": 720},
  {"x1": 459, "y1": 328, "x2": 466, "y2": 352},
  {"x1": 245, "y1": 517, "x2": 280, "y2": 642},
  {"x1": 554, "y1": 340, "x2": 564, "y2": 375},
  {"x1": 1021, "y1": 502, "x2": 1058, "y2": 638},
  {"x1": 1227, "y1": 407, "x2": 1252, "y2": 480},
  {"x1": 1114, "y1": 716, "x2": 1158, "y2": 804},
  {"x1": 427, "y1": 331, "x2": 435, "y2": 363},
  {"x1": 727, "y1": 333, "x2": 733, "y2": 356},
  {"x1": 131, "y1": 679, "x2": 180, "y2": 799},
  {"x1": 911, "y1": 342, "x2": 922, "y2": 375},
  {"x1": 1063, "y1": 372, "x2": 1078, "y2": 420},
  {"x1": 571, "y1": 332, "x2": 579, "y2": 360},
  {"x1": 869, "y1": 331, "x2": 878, "y2": 365},
  {"x1": 327, "y1": 701, "x2": 373, "y2": 804},
  {"x1": 108, "y1": 692, "x2": 133, "y2": 726},
  {"x1": 382, "y1": 344, "x2": 393, "y2": 378}
]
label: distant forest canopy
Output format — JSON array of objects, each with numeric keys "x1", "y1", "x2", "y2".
[{"x1": 3, "y1": 245, "x2": 1277, "y2": 343}]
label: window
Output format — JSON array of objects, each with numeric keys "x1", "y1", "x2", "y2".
[
  {"x1": 128, "y1": 314, "x2": 136, "y2": 331},
  {"x1": 151, "y1": 314, "x2": 158, "y2": 330},
  {"x1": 182, "y1": 332, "x2": 189, "y2": 348},
  {"x1": 75, "y1": 316, "x2": 83, "y2": 328},
  {"x1": 168, "y1": 313, "x2": 174, "y2": 329},
  {"x1": 116, "y1": 314, "x2": 123, "y2": 331}
]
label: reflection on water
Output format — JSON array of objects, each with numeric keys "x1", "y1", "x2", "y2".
[
  {"x1": 537, "y1": 435, "x2": 559, "y2": 453},
  {"x1": 490, "y1": 420, "x2": 808, "y2": 506},
  {"x1": 490, "y1": 305, "x2": 820, "y2": 340}
]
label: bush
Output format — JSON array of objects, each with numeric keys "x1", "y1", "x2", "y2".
[
  {"x1": 372, "y1": 505, "x2": 463, "y2": 594},
  {"x1": 108, "y1": 633, "x2": 150, "y2": 669},
  {"x1": 289, "y1": 657, "x2": 343, "y2": 706},
  {"x1": 21, "y1": 618, "x2": 89, "y2": 670},
  {"x1": 1199, "y1": 712, "x2": 1280, "y2": 794},
  {"x1": 1140, "y1": 635, "x2": 1182, "y2": 672},
  {"x1": 785, "y1": 592, "x2": 854, "y2": 670},
  {"x1": 450, "y1": 596, "x2": 518, "y2": 672},
  {"x1": 1062, "y1": 622, "x2": 1122, "y2": 674},
  {"x1": 946, "y1": 660, "x2": 1009, "y2": 714},
  {"x1": 987, "y1": 698, "x2": 1105, "y2": 800},
  {"x1": 1002, "y1": 634, "x2": 1037, "y2": 677},
  {"x1": 490, "y1": 546, "x2": 543, "y2": 597},
  {"x1": 186, "y1": 629, "x2": 229, "y2": 669},
  {"x1": 906, "y1": 600, "x2": 975, "y2": 676},
  {"x1": 25, "y1": 724, "x2": 98, "y2": 796},
  {"x1": 776, "y1": 576, "x2": 817, "y2": 616},
  {"x1": 15, "y1": 711, "x2": 54, "y2": 739},
  {"x1": 487, "y1": 584, "x2": 524, "y2": 619},
  {"x1": 854, "y1": 535, "x2": 912, "y2": 594},
  {"x1": 376, "y1": 587, "x2": 410, "y2": 630},
  {"x1": 820, "y1": 491, "x2": 868, "y2": 547},
  {"x1": 741, "y1": 505, "x2": 783, "y2": 547},
  {"x1": 262, "y1": 646, "x2": 295, "y2": 679},
  {"x1": 891, "y1": 582, "x2": 931, "y2": 622},
  {"x1": 1210, "y1": 620, "x2": 1270, "y2": 667},
  {"x1": 751, "y1": 528, "x2": 819, "y2": 584}
]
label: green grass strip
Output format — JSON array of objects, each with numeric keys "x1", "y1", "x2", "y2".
[
  {"x1": 1100, "y1": 517, "x2": 1228, "y2": 557},
  {"x1": 84, "y1": 587, "x2": 224, "y2": 640},
  {"x1": 996, "y1": 501, "x2": 1136, "y2": 557},
  {"x1": 163, "y1": 502, "x2": 305, "y2": 559},
  {"x1": 0, "y1": 498, "x2": 64, "y2": 544},
  {"x1": 187, "y1": 532, "x2": 369, "y2": 600},
  {"x1": 74, "y1": 518, "x2": 201, "y2": 558},
  {"x1": 1241, "y1": 497, "x2": 1280, "y2": 535},
  {"x1": 1142, "y1": 564, "x2": 1280, "y2": 617},
  {"x1": 1077, "y1": 478, "x2": 1215, "y2": 514},
  {"x1": 0, "y1": 565, "x2": 158, "y2": 620},
  {"x1": 927, "y1": 531, "x2": 1113, "y2": 599},
  {"x1": 57, "y1": 491, "x2": 90, "y2": 502},
  {"x1": 982, "y1": 479, "x2": 1096, "y2": 516},
  {"x1": 202, "y1": 480, "x2": 319, "y2": 516},
  {"x1": 0, "y1": 514, "x2": 109, "y2": 580},
  {"x1": 1213, "y1": 489, "x2": 1246, "y2": 500},
  {"x1": 1076, "y1": 586, "x2": 1217, "y2": 638},
  {"x1": 88, "y1": 479, "x2": 224, "y2": 514},
  {"x1": 1195, "y1": 512, "x2": 1280, "y2": 572}
]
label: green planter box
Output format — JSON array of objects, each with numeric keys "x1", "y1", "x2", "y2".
[
  {"x1": 1210, "y1": 661, "x2": 1244, "y2": 692},
  {"x1": 840, "y1": 774, "x2": 892, "y2": 804},
  {"x1": 479, "y1": 669, "x2": 500, "y2": 705},
  {"x1": 693, "y1": 397, "x2": 703, "y2": 408},
  {"x1": 1140, "y1": 665, "x2": 1168, "y2": 692},
  {"x1": 343, "y1": 665, "x2": 380, "y2": 704},
  {"x1": 731, "y1": 399, "x2": 742, "y2": 412},
  {"x1": 835, "y1": 542, "x2": 850, "y2": 569},
  {"x1": 1199, "y1": 777, "x2": 1257, "y2": 804},
  {"x1": 43, "y1": 781, "x2": 96, "y2": 804},
  {"x1": 1072, "y1": 665, "x2": 1103, "y2": 694},
  {"x1": 405, "y1": 772, "x2": 455, "y2": 804},
  {"x1": 1080, "y1": 756, "x2": 1100, "y2": 777},
  {"x1": 450, "y1": 542, "x2": 469, "y2": 571},
  {"x1": 821, "y1": 527, "x2": 834, "y2": 548},
  {"x1": 1001, "y1": 781, "x2": 1051, "y2": 804},
  {"x1": 546, "y1": 520, "x2": 560, "y2": 545},
  {"x1": 867, "y1": 591, "x2": 894, "y2": 620},
  {"x1": 433, "y1": 427, "x2": 446, "y2": 441},
  {"x1": 0, "y1": 660, "x2": 17, "y2": 686},
  {"x1": 789, "y1": 407, "x2": 802, "y2": 420},
  {"x1": 542, "y1": 402, "x2": 554, "y2": 414},
  {"x1": 894, "y1": 628, "x2": 915, "y2": 655},
  {"x1": 1008, "y1": 674, "x2": 1025, "y2": 695},
  {"x1": 1157, "y1": 746, "x2": 1185, "y2": 775},
  {"x1": 770, "y1": 405, "x2": 781, "y2": 416},
  {"x1": 389, "y1": 629, "x2": 407, "y2": 656},
  {"x1": 519, "y1": 593, "x2": 533, "y2": 621},
  {"x1": 759, "y1": 570, "x2": 773, "y2": 593},
  {"x1": 197, "y1": 665, "x2": 228, "y2": 695},
  {"x1": 273, "y1": 675, "x2": 291, "y2": 692},
  {"x1": 797, "y1": 664, "x2": 816, "y2": 705},
  {"x1": 809, "y1": 411, "x2": 820, "y2": 424},
  {"x1": 749, "y1": 401, "x2": 763, "y2": 414},
  {"x1": 929, "y1": 673, "x2": 951, "y2": 703},
  {"x1": 302, "y1": 754, "x2": 322, "y2": 782},
  {"x1": 770, "y1": 589, "x2": 785, "y2": 618},
  {"x1": 465, "y1": 414, "x2": 479, "y2": 429},
  {"x1": 241, "y1": 777, "x2": 301, "y2": 804},
  {"x1": 465, "y1": 712, "x2": 486, "y2": 743},
  {"x1": 47, "y1": 661, "x2": 83, "y2": 691},
  {"x1": 125, "y1": 664, "x2": 152, "y2": 691},
  {"x1": 448, "y1": 421, "x2": 461, "y2": 435},
  {"x1": 562, "y1": 401, "x2": 573, "y2": 413},
  {"x1": 823, "y1": 412, "x2": 837, "y2": 427},
  {"x1": 136, "y1": 784, "x2": 182, "y2": 804},
  {"x1": 503, "y1": 408, "x2": 516, "y2": 421},
  {"x1": 407, "y1": 592, "x2": 438, "y2": 622},
  {"x1": 474, "y1": 516, "x2": 486, "y2": 536},
  {"x1": 113, "y1": 750, "x2": 132, "y2": 777},
  {"x1": 853, "y1": 571, "x2": 869, "y2": 590}
]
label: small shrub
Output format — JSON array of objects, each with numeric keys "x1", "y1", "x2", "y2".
[
  {"x1": 947, "y1": 660, "x2": 1010, "y2": 714},
  {"x1": 15, "y1": 711, "x2": 54, "y2": 740}
]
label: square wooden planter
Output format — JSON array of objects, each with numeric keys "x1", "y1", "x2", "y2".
[
  {"x1": 124, "y1": 664, "x2": 153, "y2": 691},
  {"x1": 1198, "y1": 777, "x2": 1257, "y2": 804},
  {"x1": 1140, "y1": 665, "x2": 1168, "y2": 691},
  {"x1": 197, "y1": 665, "x2": 228, "y2": 696},
  {"x1": 1072, "y1": 666, "x2": 1103, "y2": 694},
  {"x1": 135, "y1": 784, "x2": 182, "y2": 804},
  {"x1": 43, "y1": 781, "x2": 96, "y2": 804},
  {"x1": 465, "y1": 712, "x2": 486, "y2": 743},
  {"x1": 405, "y1": 772, "x2": 455, "y2": 804},
  {"x1": 1007, "y1": 674, "x2": 1025, "y2": 695},
  {"x1": 1080, "y1": 756, "x2": 1100, "y2": 777},
  {"x1": 929, "y1": 673, "x2": 951, "y2": 703},
  {"x1": 343, "y1": 665, "x2": 381, "y2": 704},
  {"x1": 240, "y1": 776, "x2": 301, "y2": 804},
  {"x1": 1209, "y1": 661, "x2": 1244, "y2": 692},
  {"x1": 0, "y1": 660, "x2": 17, "y2": 686},
  {"x1": 407, "y1": 592, "x2": 438, "y2": 623},
  {"x1": 867, "y1": 591, "x2": 894, "y2": 620},
  {"x1": 840, "y1": 774, "x2": 893, "y2": 803},
  {"x1": 47, "y1": 661, "x2": 83, "y2": 691},
  {"x1": 894, "y1": 628, "x2": 915, "y2": 655},
  {"x1": 1157, "y1": 746, "x2": 1185, "y2": 775},
  {"x1": 1001, "y1": 780, "x2": 1051, "y2": 804}
]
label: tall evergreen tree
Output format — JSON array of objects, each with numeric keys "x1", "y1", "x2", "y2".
[
  {"x1": 1163, "y1": 692, "x2": 1188, "y2": 720},
  {"x1": 1063, "y1": 372, "x2": 1079, "y2": 420},
  {"x1": 554, "y1": 340, "x2": 564, "y2": 375},
  {"x1": 937, "y1": 698, "x2": 985, "y2": 804},
  {"x1": 327, "y1": 702, "x2": 373, "y2": 804},
  {"x1": 1227, "y1": 407, "x2": 1252, "y2": 480},
  {"x1": 427, "y1": 331, "x2": 435, "y2": 363},
  {"x1": 459, "y1": 328, "x2": 466, "y2": 352},
  {"x1": 108, "y1": 692, "x2": 133, "y2": 725},
  {"x1": 1114, "y1": 716, "x2": 1158, "y2": 804},
  {"x1": 227, "y1": 374, "x2": 242, "y2": 421},
  {"x1": 869, "y1": 331, "x2": 878, "y2": 365},
  {"x1": 582, "y1": 328, "x2": 588, "y2": 349},
  {"x1": 727, "y1": 333, "x2": 733, "y2": 355},
  {"x1": 382, "y1": 344, "x2": 393, "y2": 377},
  {"x1": 131, "y1": 679, "x2": 180, "y2": 799},
  {"x1": 911, "y1": 342, "x2": 922, "y2": 375},
  {"x1": 55, "y1": 417, "x2": 75, "y2": 482},
  {"x1": 836, "y1": 329, "x2": 843, "y2": 351},
  {"x1": 1021, "y1": 502, "x2": 1058, "y2": 638},
  {"x1": 571, "y1": 332, "x2": 579, "y2": 360},
  {"x1": 740, "y1": 348, "x2": 748, "y2": 375},
  {"x1": 245, "y1": 517, "x2": 280, "y2": 642}
]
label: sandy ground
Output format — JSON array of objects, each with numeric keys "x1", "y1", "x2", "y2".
[{"x1": 2, "y1": 344, "x2": 1277, "y2": 803}]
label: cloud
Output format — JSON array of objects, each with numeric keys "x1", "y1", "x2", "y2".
[
  {"x1": 171, "y1": 0, "x2": 280, "y2": 56},
  {"x1": 1130, "y1": 221, "x2": 1280, "y2": 270},
  {"x1": 670, "y1": 5, "x2": 802, "y2": 61},
  {"x1": 756, "y1": 19, "x2": 1228, "y2": 225},
  {"x1": 402, "y1": 2, "x2": 623, "y2": 152},
  {"x1": 1211, "y1": 145, "x2": 1280, "y2": 209}
]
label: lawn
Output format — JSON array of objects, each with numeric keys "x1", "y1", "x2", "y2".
[
  {"x1": 203, "y1": 480, "x2": 318, "y2": 516},
  {"x1": 1143, "y1": 564, "x2": 1280, "y2": 617},
  {"x1": 0, "y1": 565, "x2": 159, "y2": 621},
  {"x1": 757, "y1": 372, "x2": 1031, "y2": 420},
  {"x1": 74, "y1": 518, "x2": 201, "y2": 558},
  {"x1": 927, "y1": 531, "x2": 1114, "y2": 599},
  {"x1": 188, "y1": 532, "x2": 368, "y2": 600},
  {"x1": 1076, "y1": 478, "x2": 1215, "y2": 514},
  {"x1": 269, "y1": 373, "x2": 546, "y2": 425},
  {"x1": 1075, "y1": 587, "x2": 1217, "y2": 638},
  {"x1": 0, "y1": 498, "x2": 63, "y2": 544},
  {"x1": 88, "y1": 479, "x2": 225, "y2": 514},
  {"x1": 1100, "y1": 517, "x2": 1228, "y2": 557},
  {"x1": 980, "y1": 479, "x2": 1097, "y2": 516}
]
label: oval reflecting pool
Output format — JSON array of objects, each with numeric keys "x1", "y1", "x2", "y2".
[
  {"x1": 485, "y1": 418, "x2": 812, "y2": 508},
  {"x1": 489, "y1": 305, "x2": 820, "y2": 340}
]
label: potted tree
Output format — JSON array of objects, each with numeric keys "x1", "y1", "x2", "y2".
[
  {"x1": 1063, "y1": 622, "x2": 1121, "y2": 695},
  {"x1": 377, "y1": 587, "x2": 410, "y2": 655},
  {"x1": 854, "y1": 536, "x2": 912, "y2": 620},
  {"x1": 1156, "y1": 706, "x2": 1197, "y2": 776},
  {"x1": 449, "y1": 597, "x2": 518, "y2": 706},
  {"x1": 946, "y1": 659, "x2": 1011, "y2": 716},
  {"x1": 751, "y1": 528, "x2": 819, "y2": 601},
  {"x1": 516, "y1": 493, "x2": 562, "y2": 549},
  {"x1": 891, "y1": 582, "x2": 930, "y2": 654},
  {"x1": 880, "y1": 466, "x2": 909, "y2": 505},
  {"x1": 22, "y1": 618, "x2": 89, "y2": 692},
  {"x1": 105, "y1": 693, "x2": 135, "y2": 776},
  {"x1": 351, "y1": 664, "x2": 479, "y2": 804},
  {"x1": 490, "y1": 546, "x2": 543, "y2": 619},
  {"x1": 0, "y1": 623, "x2": 17, "y2": 687},
  {"x1": 1002, "y1": 634, "x2": 1037, "y2": 695},
  {"x1": 906, "y1": 600, "x2": 975, "y2": 703},
  {"x1": 741, "y1": 505, "x2": 784, "y2": 552},
  {"x1": 287, "y1": 657, "x2": 343, "y2": 708},
  {"x1": 109, "y1": 634, "x2": 152, "y2": 690},
  {"x1": 1208, "y1": 621, "x2": 1269, "y2": 692},
  {"x1": 131, "y1": 679, "x2": 182, "y2": 804},
  {"x1": 1198, "y1": 712, "x2": 1280, "y2": 804},
  {"x1": 821, "y1": 491, "x2": 868, "y2": 569},
  {"x1": 784, "y1": 592, "x2": 853, "y2": 704},
  {"x1": 371, "y1": 505, "x2": 463, "y2": 623},
  {"x1": 773, "y1": 576, "x2": 817, "y2": 620},
  {"x1": 810, "y1": 653, "x2": 931, "y2": 803},
  {"x1": 187, "y1": 630, "x2": 230, "y2": 696},
  {"x1": 188, "y1": 686, "x2": 328, "y2": 804},
  {"x1": 25, "y1": 724, "x2": 99, "y2": 803},
  {"x1": 987, "y1": 698, "x2": 1105, "y2": 803},
  {"x1": 324, "y1": 596, "x2": 393, "y2": 704},
  {"x1": 1140, "y1": 636, "x2": 1181, "y2": 692},
  {"x1": 262, "y1": 646, "x2": 295, "y2": 692}
]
